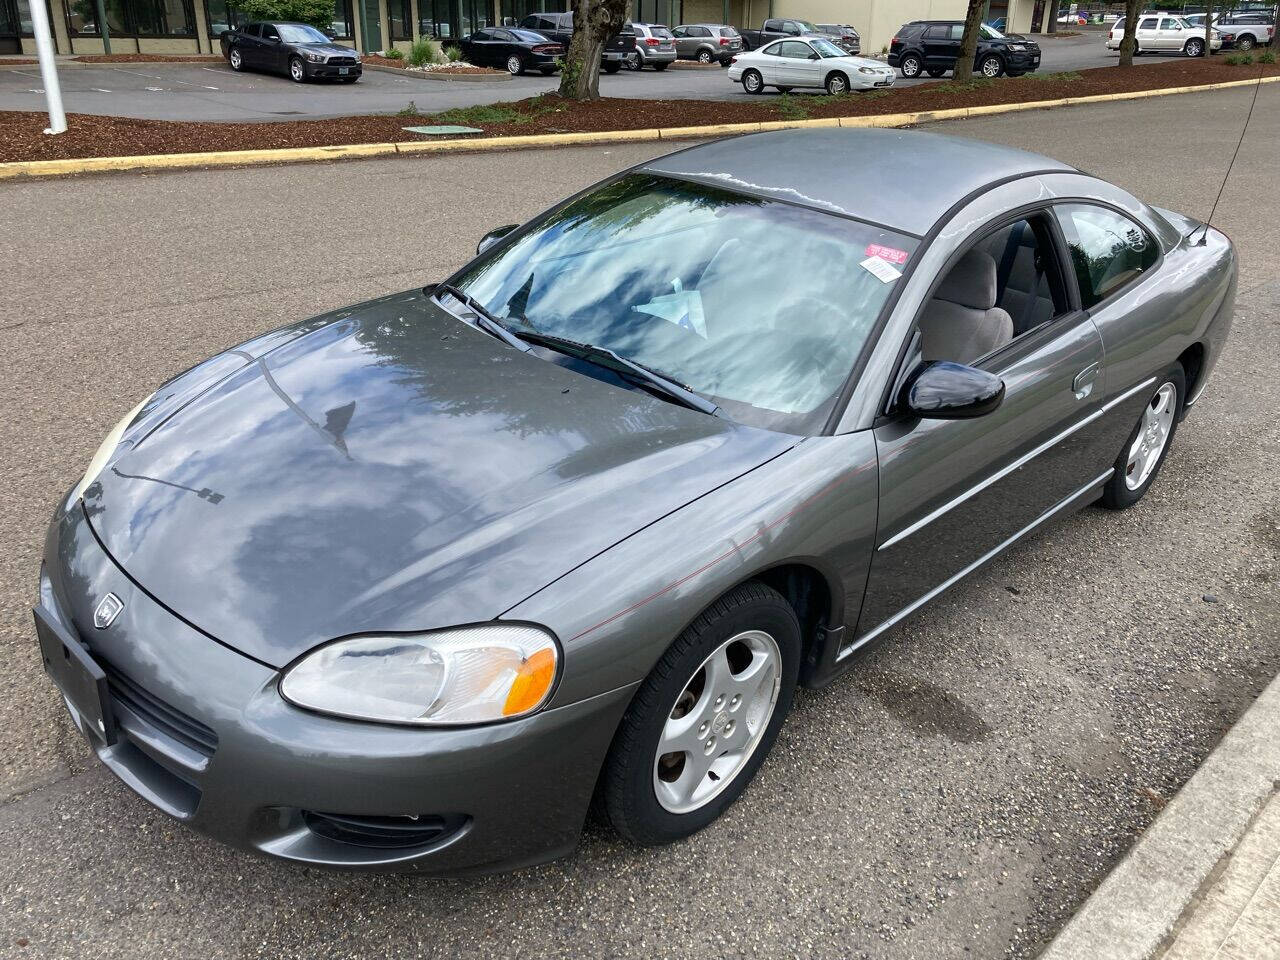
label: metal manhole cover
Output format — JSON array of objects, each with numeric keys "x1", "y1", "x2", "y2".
[{"x1": 401, "y1": 124, "x2": 484, "y2": 136}]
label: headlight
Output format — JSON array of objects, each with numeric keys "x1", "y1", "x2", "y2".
[
  {"x1": 858, "y1": 66, "x2": 877, "y2": 74},
  {"x1": 1008, "y1": 43, "x2": 1026, "y2": 51},
  {"x1": 304, "y1": 51, "x2": 326, "y2": 62},
  {"x1": 68, "y1": 395, "x2": 152, "y2": 507},
  {"x1": 280, "y1": 624, "x2": 559, "y2": 725}
]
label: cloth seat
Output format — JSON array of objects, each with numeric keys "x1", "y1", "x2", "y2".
[{"x1": 919, "y1": 248, "x2": 1014, "y2": 364}]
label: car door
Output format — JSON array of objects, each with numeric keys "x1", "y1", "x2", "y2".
[
  {"x1": 259, "y1": 22, "x2": 285, "y2": 73},
  {"x1": 923, "y1": 23, "x2": 961, "y2": 68},
  {"x1": 857, "y1": 209, "x2": 1112, "y2": 641},
  {"x1": 672, "y1": 25, "x2": 691, "y2": 57},
  {"x1": 1135, "y1": 16, "x2": 1159, "y2": 50},
  {"x1": 754, "y1": 40, "x2": 785, "y2": 83},
  {"x1": 775, "y1": 39, "x2": 816, "y2": 85},
  {"x1": 1158, "y1": 17, "x2": 1183, "y2": 50},
  {"x1": 467, "y1": 28, "x2": 496, "y2": 65}
]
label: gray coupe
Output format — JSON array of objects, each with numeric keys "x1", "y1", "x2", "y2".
[{"x1": 36, "y1": 129, "x2": 1235, "y2": 874}]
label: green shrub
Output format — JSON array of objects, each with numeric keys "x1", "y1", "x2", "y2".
[
  {"x1": 432, "y1": 103, "x2": 527, "y2": 125},
  {"x1": 444, "y1": 42, "x2": 465, "y2": 63},
  {"x1": 773, "y1": 93, "x2": 809, "y2": 120},
  {"x1": 1225, "y1": 52, "x2": 1254, "y2": 65},
  {"x1": 397, "y1": 100, "x2": 419, "y2": 116},
  {"x1": 236, "y1": 0, "x2": 333, "y2": 30},
  {"x1": 408, "y1": 37, "x2": 439, "y2": 66},
  {"x1": 1259, "y1": 50, "x2": 1276, "y2": 64},
  {"x1": 382, "y1": 47, "x2": 404, "y2": 59}
]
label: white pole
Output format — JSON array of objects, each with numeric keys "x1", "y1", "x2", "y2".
[{"x1": 29, "y1": 0, "x2": 66, "y2": 135}]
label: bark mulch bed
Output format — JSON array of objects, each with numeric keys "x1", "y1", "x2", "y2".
[
  {"x1": 362, "y1": 54, "x2": 503, "y2": 74},
  {"x1": 71, "y1": 54, "x2": 224, "y2": 62},
  {"x1": 2, "y1": 58, "x2": 1276, "y2": 164}
]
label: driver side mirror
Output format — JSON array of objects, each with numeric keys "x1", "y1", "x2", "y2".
[
  {"x1": 477, "y1": 223, "x2": 518, "y2": 255},
  {"x1": 899, "y1": 360, "x2": 1005, "y2": 420}
]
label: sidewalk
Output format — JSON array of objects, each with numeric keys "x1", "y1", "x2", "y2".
[{"x1": 1040, "y1": 673, "x2": 1280, "y2": 959}]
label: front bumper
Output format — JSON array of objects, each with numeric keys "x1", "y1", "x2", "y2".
[
  {"x1": 38, "y1": 503, "x2": 636, "y2": 874},
  {"x1": 1005, "y1": 49, "x2": 1041, "y2": 70},
  {"x1": 307, "y1": 61, "x2": 362, "y2": 79}
]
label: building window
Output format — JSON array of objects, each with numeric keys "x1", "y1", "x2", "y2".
[
  {"x1": 388, "y1": 0, "x2": 410, "y2": 39},
  {"x1": 202, "y1": 0, "x2": 353, "y2": 41},
  {"x1": 67, "y1": 0, "x2": 197, "y2": 37}
]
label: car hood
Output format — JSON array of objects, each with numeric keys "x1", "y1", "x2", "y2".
[
  {"x1": 297, "y1": 42, "x2": 358, "y2": 56},
  {"x1": 85, "y1": 290, "x2": 794, "y2": 667},
  {"x1": 837, "y1": 55, "x2": 892, "y2": 69}
]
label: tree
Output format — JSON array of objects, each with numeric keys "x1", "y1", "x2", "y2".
[
  {"x1": 952, "y1": 0, "x2": 988, "y2": 82},
  {"x1": 1203, "y1": 3, "x2": 1214, "y2": 57},
  {"x1": 237, "y1": 0, "x2": 334, "y2": 30},
  {"x1": 1046, "y1": 0, "x2": 1061, "y2": 35},
  {"x1": 1118, "y1": 0, "x2": 1142, "y2": 67},
  {"x1": 557, "y1": 0, "x2": 628, "y2": 100}
]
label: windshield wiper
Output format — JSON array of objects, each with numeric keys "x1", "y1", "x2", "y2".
[
  {"x1": 434, "y1": 284, "x2": 532, "y2": 354},
  {"x1": 515, "y1": 331, "x2": 721, "y2": 417}
]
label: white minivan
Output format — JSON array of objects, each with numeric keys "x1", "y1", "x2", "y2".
[{"x1": 1107, "y1": 15, "x2": 1222, "y2": 57}]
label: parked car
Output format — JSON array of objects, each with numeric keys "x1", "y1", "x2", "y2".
[
  {"x1": 1214, "y1": 13, "x2": 1275, "y2": 49},
  {"x1": 815, "y1": 23, "x2": 861, "y2": 54},
  {"x1": 517, "y1": 11, "x2": 633, "y2": 72},
  {"x1": 729, "y1": 36, "x2": 895, "y2": 93},
  {"x1": 1058, "y1": 11, "x2": 1088, "y2": 25},
  {"x1": 623, "y1": 22, "x2": 676, "y2": 70},
  {"x1": 458, "y1": 27, "x2": 562, "y2": 75},
  {"x1": 1106, "y1": 15, "x2": 1221, "y2": 56},
  {"x1": 222, "y1": 21, "x2": 361, "y2": 83},
  {"x1": 738, "y1": 17, "x2": 822, "y2": 50},
  {"x1": 672, "y1": 23, "x2": 742, "y2": 64},
  {"x1": 36, "y1": 126, "x2": 1234, "y2": 874},
  {"x1": 889, "y1": 20, "x2": 1041, "y2": 78}
]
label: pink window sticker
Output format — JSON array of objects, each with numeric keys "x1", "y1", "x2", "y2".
[{"x1": 865, "y1": 244, "x2": 909, "y2": 265}]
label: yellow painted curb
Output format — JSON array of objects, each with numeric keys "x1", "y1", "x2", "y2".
[{"x1": 3, "y1": 73, "x2": 1278, "y2": 181}]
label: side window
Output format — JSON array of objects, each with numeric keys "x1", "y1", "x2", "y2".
[
  {"x1": 778, "y1": 40, "x2": 812, "y2": 58},
  {"x1": 697, "y1": 26, "x2": 712, "y2": 37},
  {"x1": 950, "y1": 24, "x2": 965, "y2": 40},
  {"x1": 760, "y1": 40, "x2": 782, "y2": 55},
  {"x1": 671, "y1": 26, "x2": 685, "y2": 36},
  {"x1": 924, "y1": 25, "x2": 946, "y2": 39},
  {"x1": 764, "y1": 18, "x2": 780, "y2": 31},
  {"x1": 261, "y1": 23, "x2": 279, "y2": 40},
  {"x1": 1161, "y1": 18, "x2": 1181, "y2": 31},
  {"x1": 241, "y1": 22, "x2": 259, "y2": 36},
  {"x1": 1139, "y1": 17, "x2": 1158, "y2": 29},
  {"x1": 1055, "y1": 204, "x2": 1158, "y2": 308}
]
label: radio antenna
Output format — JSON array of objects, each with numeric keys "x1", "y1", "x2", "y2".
[{"x1": 1197, "y1": 66, "x2": 1265, "y2": 244}]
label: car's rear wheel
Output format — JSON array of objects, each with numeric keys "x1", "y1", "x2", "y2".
[
  {"x1": 625, "y1": 51, "x2": 642, "y2": 70},
  {"x1": 604, "y1": 61, "x2": 621, "y2": 74},
  {"x1": 1237, "y1": 34, "x2": 1256, "y2": 51},
  {"x1": 289, "y1": 56, "x2": 306, "y2": 82},
  {"x1": 900, "y1": 53, "x2": 923, "y2": 77},
  {"x1": 1100, "y1": 364, "x2": 1185, "y2": 509},
  {"x1": 742, "y1": 68, "x2": 764, "y2": 93},
  {"x1": 824, "y1": 71, "x2": 849, "y2": 94},
  {"x1": 979, "y1": 53, "x2": 1004, "y2": 77},
  {"x1": 506, "y1": 54, "x2": 524, "y2": 75},
  {"x1": 697, "y1": 48, "x2": 714, "y2": 63},
  {"x1": 1184, "y1": 37, "x2": 1205, "y2": 57},
  {"x1": 229, "y1": 47, "x2": 244, "y2": 71},
  {"x1": 601, "y1": 581, "x2": 800, "y2": 845},
  {"x1": 926, "y1": 66, "x2": 946, "y2": 77}
]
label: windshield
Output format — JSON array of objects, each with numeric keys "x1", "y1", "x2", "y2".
[
  {"x1": 810, "y1": 37, "x2": 847, "y2": 57},
  {"x1": 980, "y1": 23, "x2": 1005, "y2": 39},
  {"x1": 279, "y1": 24, "x2": 330, "y2": 43},
  {"x1": 797, "y1": 19, "x2": 819, "y2": 32},
  {"x1": 448, "y1": 175, "x2": 917, "y2": 433}
]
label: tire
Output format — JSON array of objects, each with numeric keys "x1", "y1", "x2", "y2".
[
  {"x1": 1100, "y1": 364, "x2": 1186, "y2": 510},
  {"x1": 978, "y1": 54, "x2": 1004, "y2": 78},
  {"x1": 603, "y1": 61, "x2": 621, "y2": 74},
  {"x1": 600, "y1": 581, "x2": 801, "y2": 846},
  {"x1": 926, "y1": 67, "x2": 946, "y2": 77},
  {"x1": 824, "y1": 71, "x2": 849, "y2": 95},
  {"x1": 652, "y1": 61, "x2": 667, "y2": 71},
  {"x1": 506, "y1": 54, "x2": 524, "y2": 75},
  {"x1": 742, "y1": 68, "x2": 764, "y2": 93},
  {"x1": 625, "y1": 51, "x2": 641, "y2": 70},
  {"x1": 1184, "y1": 38, "x2": 1204, "y2": 57},
  {"x1": 228, "y1": 46, "x2": 244, "y2": 71},
  {"x1": 900, "y1": 53, "x2": 923, "y2": 78},
  {"x1": 719, "y1": 58, "x2": 730, "y2": 68},
  {"x1": 1236, "y1": 34, "x2": 1255, "y2": 52},
  {"x1": 697, "y1": 48, "x2": 713, "y2": 64},
  {"x1": 289, "y1": 56, "x2": 306, "y2": 83}
]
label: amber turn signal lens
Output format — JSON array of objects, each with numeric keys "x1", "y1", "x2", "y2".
[{"x1": 503, "y1": 647, "x2": 556, "y2": 716}]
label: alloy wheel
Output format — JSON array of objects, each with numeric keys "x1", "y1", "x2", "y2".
[
  {"x1": 229, "y1": 48, "x2": 242, "y2": 70},
  {"x1": 743, "y1": 69, "x2": 763, "y2": 93},
  {"x1": 1186, "y1": 39, "x2": 1204, "y2": 57},
  {"x1": 652, "y1": 630, "x2": 781, "y2": 814},
  {"x1": 507, "y1": 54, "x2": 522, "y2": 74},
  {"x1": 625, "y1": 52, "x2": 641, "y2": 70},
  {"x1": 981, "y1": 55, "x2": 1002, "y2": 77},
  {"x1": 826, "y1": 72, "x2": 848, "y2": 94},
  {"x1": 290, "y1": 58, "x2": 304, "y2": 82},
  {"x1": 902, "y1": 55, "x2": 921, "y2": 77},
  {"x1": 1124, "y1": 383, "x2": 1177, "y2": 490},
  {"x1": 698, "y1": 49, "x2": 713, "y2": 63},
  {"x1": 1238, "y1": 35, "x2": 1255, "y2": 51}
]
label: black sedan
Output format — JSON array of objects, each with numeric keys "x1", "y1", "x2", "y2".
[
  {"x1": 459, "y1": 27, "x2": 564, "y2": 75},
  {"x1": 223, "y1": 21, "x2": 362, "y2": 83}
]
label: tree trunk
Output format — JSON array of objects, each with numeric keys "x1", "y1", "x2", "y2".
[
  {"x1": 952, "y1": 0, "x2": 987, "y2": 82},
  {"x1": 1203, "y1": 3, "x2": 1214, "y2": 56},
  {"x1": 1047, "y1": 0, "x2": 1060, "y2": 35},
  {"x1": 1119, "y1": 0, "x2": 1142, "y2": 67},
  {"x1": 556, "y1": 0, "x2": 627, "y2": 100}
]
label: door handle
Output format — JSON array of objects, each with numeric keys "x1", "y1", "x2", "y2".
[{"x1": 1072, "y1": 362, "x2": 1100, "y2": 400}]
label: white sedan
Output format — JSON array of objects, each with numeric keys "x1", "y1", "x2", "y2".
[{"x1": 728, "y1": 36, "x2": 896, "y2": 95}]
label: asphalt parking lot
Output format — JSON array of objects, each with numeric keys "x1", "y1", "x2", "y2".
[
  {"x1": 0, "y1": 31, "x2": 1180, "y2": 121},
  {"x1": 2, "y1": 85, "x2": 1278, "y2": 959}
]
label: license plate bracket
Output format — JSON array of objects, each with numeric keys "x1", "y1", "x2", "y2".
[
  {"x1": 338, "y1": 66, "x2": 349, "y2": 75},
  {"x1": 34, "y1": 605, "x2": 116, "y2": 746}
]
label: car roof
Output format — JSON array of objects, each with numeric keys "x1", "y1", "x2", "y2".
[{"x1": 640, "y1": 128, "x2": 1075, "y2": 237}]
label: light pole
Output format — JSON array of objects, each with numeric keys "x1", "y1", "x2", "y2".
[{"x1": 29, "y1": 0, "x2": 66, "y2": 134}]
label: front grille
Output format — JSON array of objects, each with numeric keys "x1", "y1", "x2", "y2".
[
  {"x1": 302, "y1": 811, "x2": 468, "y2": 849},
  {"x1": 328, "y1": 55, "x2": 358, "y2": 65},
  {"x1": 102, "y1": 661, "x2": 218, "y2": 759}
]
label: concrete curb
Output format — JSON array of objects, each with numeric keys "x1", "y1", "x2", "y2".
[
  {"x1": 0, "y1": 59, "x2": 225, "y2": 70},
  {"x1": 2, "y1": 74, "x2": 1276, "y2": 181},
  {"x1": 1038, "y1": 670, "x2": 1280, "y2": 960},
  {"x1": 363, "y1": 62, "x2": 511, "y2": 81}
]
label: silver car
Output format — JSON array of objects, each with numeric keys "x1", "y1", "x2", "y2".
[
  {"x1": 624, "y1": 22, "x2": 677, "y2": 70},
  {"x1": 673, "y1": 23, "x2": 743, "y2": 64}
]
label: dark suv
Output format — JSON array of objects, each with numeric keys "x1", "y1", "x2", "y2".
[
  {"x1": 888, "y1": 20, "x2": 1040, "y2": 78},
  {"x1": 517, "y1": 12, "x2": 634, "y2": 72}
]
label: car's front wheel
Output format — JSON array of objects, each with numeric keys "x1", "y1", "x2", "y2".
[
  {"x1": 900, "y1": 53, "x2": 923, "y2": 77},
  {"x1": 289, "y1": 56, "x2": 306, "y2": 82},
  {"x1": 625, "y1": 51, "x2": 642, "y2": 70},
  {"x1": 601, "y1": 581, "x2": 801, "y2": 845},
  {"x1": 1184, "y1": 37, "x2": 1205, "y2": 57},
  {"x1": 228, "y1": 47, "x2": 244, "y2": 71},
  {"x1": 506, "y1": 54, "x2": 524, "y2": 75},
  {"x1": 824, "y1": 71, "x2": 849, "y2": 94},
  {"x1": 742, "y1": 68, "x2": 764, "y2": 93},
  {"x1": 1100, "y1": 364, "x2": 1186, "y2": 509},
  {"x1": 979, "y1": 53, "x2": 1004, "y2": 77}
]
